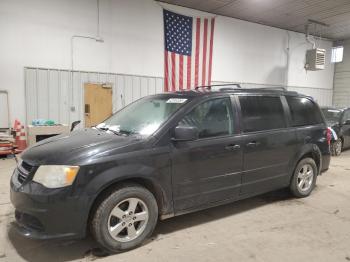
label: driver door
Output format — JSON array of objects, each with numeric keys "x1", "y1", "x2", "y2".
[{"x1": 171, "y1": 97, "x2": 243, "y2": 212}]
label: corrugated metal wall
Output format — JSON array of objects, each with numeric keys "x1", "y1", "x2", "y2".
[
  {"x1": 287, "y1": 86, "x2": 333, "y2": 106},
  {"x1": 333, "y1": 70, "x2": 350, "y2": 107},
  {"x1": 24, "y1": 67, "x2": 164, "y2": 125},
  {"x1": 333, "y1": 41, "x2": 350, "y2": 107},
  {"x1": 0, "y1": 91, "x2": 9, "y2": 128},
  {"x1": 25, "y1": 67, "x2": 333, "y2": 126}
]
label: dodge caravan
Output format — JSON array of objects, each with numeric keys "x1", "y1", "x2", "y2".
[{"x1": 11, "y1": 86, "x2": 331, "y2": 253}]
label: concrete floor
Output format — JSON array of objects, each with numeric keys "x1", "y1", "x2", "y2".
[{"x1": 0, "y1": 152, "x2": 350, "y2": 262}]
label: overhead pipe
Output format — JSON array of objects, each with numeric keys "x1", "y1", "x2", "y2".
[
  {"x1": 304, "y1": 19, "x2": 329, "y2": 49},
  {"x1": 305, "y1": 23, "x2": 316, "y2": 49},
  {"x1": 70, "y1": 0, "x2": 104, "y2": 112}
]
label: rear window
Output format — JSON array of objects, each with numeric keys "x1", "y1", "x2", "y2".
[
  {"x1": 286, "y1": 97, "x2": 323, "y2": 126},
  {"x1": 239, "y1": 96, "x2": 286, "y2": 132}
]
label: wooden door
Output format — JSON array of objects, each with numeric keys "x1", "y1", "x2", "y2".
[{"x1": 84, "y1": 83, "x2": 113, "y2": 127}]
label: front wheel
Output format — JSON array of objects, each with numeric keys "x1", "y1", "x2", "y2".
[
  {"x1": 91, "y1": 184, "x2": 158, "y2": 253},
  {"x1": 290, "y1": 158, "x2": 317, "y2": 198}
]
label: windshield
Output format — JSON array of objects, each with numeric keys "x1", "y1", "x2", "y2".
[
  {"x1": 97, "y1": 96, "x2": 189, "y2": 136},
  {"x1": 321, "y1": 108, "x2": 342, "y2": 122}
]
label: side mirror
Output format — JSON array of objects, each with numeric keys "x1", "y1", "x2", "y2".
[
  {"x1": 70, "y1": 120, "x2": 81, "y2": 131},
  {"x1": 343, "y1": 120, "x2": 350, "y2": 125},
  {"x1": 172, "y1": 126, "x2": 199, "y2": 142}
]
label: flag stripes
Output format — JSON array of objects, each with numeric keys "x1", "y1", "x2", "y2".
[{"x1": 163, "y1": 10, "x2": 215, "y2": 92}]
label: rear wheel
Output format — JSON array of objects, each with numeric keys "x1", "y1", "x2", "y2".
[
  {"x1": 91, "y1": 184, "x2": 158, "y2": 253},
  {"x1": 331, "y1": 139, "x2": 342, "y2": 156},
  {"x1": 290, "y1": 158, "x2": 317, "y2": 198}
]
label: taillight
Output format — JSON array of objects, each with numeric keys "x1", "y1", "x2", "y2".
[{"x1": 326, "y1": 127, "x2": 332, "y2": 145}]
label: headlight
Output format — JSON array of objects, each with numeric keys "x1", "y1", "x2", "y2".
[{"x1": 33, "y1": 165, "x2": 80, "y2": 188}]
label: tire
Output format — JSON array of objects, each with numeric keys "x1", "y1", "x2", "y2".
[
  {"x1": 331, "y1": 139, "x2": 342, "y2": 156},
  {"x1": 290, "y1": 158, "x2": 317, "y2": 198},
  {"x1": 91, "y1": 183, "x2": 158, "y2": 253}
]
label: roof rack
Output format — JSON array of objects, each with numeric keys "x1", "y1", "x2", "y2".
[
  {"x1": 194, "y1": 84, "x2": 292, "y2": 93},
  {"x1": 195, "y1": 83, "x2": 241, "y2": 91},
  {"x1": 254, "y1": 87, "x2": 287, "y2": 91}
]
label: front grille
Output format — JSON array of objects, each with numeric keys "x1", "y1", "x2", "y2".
[
  {"x1": 21, "y1": 161, "x2": 33, "y2": 173},
  {"x1": 15, "y1": 210, "x2": 44, "y2": 232},
  {"x1": 17, "y1": 172, "x2": 27, "y2": 184},
  {"x1": 17, "y1": 161, "x2": 34, "y2": 184}
]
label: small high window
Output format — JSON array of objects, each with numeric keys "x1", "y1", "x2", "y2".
[{"x1": 331, "y1": 46, "x2": 344, "y2": 63}]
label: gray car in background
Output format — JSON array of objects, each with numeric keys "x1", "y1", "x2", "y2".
[{"x1": 321, "y1": 107, "x2": 350, "y2": 156}]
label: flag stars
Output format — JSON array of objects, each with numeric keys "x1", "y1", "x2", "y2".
[{"x1": 164, "y1": 10, "x2": 193, "y2": 56}]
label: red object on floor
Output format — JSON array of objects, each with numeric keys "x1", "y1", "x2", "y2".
[
  {"x1": 14, "y1": 120, "x2": 21, "y2": 147},
  {"x1": 13, "y1": 119, "x2": 20, "y2": 130},
  {"x1": 0, "y1": 149, "x2": 13, "y2": 156},
  {"x1": 0, "y1": 142, "x2": 14, "y2": 156},
  {"x1": 15, "y1": 125, "x2": 27, "y2": 153}
]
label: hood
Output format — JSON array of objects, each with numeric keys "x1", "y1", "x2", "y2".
[{"x1": 21, "y1": 129, "x2": 145, "y2": 165}]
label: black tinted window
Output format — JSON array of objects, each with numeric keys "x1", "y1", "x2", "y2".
[
  {"x1": 179, "y1": 98, "x2": 233, "y2": 138},
  {"x1": 239, "y1": 96, "x2": 286, "y2": 132},
  {"x1": 286, "y1": 97, "x2": 323, "y2": 126}
]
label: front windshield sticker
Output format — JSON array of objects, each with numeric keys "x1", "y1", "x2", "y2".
[{"x1": 166, "y1": 98, "x2": 187, "y2": 104}]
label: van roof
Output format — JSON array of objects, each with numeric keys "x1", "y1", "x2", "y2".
[{"x1": 168, "y1": 84, "x2": 302, "y2": 97}]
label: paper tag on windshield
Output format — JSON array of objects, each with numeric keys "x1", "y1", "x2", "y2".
[{"x1": 166, "y1": 98, "x2": 187, "y2": 104}]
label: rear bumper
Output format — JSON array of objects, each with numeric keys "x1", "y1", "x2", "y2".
[
  {"x1": 10, "y1": 169, "x2": 92, "y2": 240},
  {"x1": 321, "y1": 154, "x2": 331, "y2": 173}
]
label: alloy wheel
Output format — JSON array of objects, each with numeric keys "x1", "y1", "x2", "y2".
[
  {"x1": 297, "y1": 164, "x2": 314, "y2": 192},
  {"x1": 108, "y1": 198, "x2": 149, "y2": 242}
]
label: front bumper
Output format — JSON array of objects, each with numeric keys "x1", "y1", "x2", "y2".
[{"x1": 10, "y1": 169, "x2": 92, "y2": 240}]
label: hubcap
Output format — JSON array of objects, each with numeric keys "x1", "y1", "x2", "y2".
[
  {"x1": 108, "y1": 198, "x2": 149, "y2": 242},
  {"x1": 297, "y1": 164, "x2": 314, "y2": 192}
]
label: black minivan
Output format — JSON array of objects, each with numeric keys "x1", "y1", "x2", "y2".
[{"x1": 11, "y1": 86, "x2": 330, "y2": 253}]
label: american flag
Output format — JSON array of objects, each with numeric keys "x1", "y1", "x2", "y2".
[{"x1": 163, "y1": 10, "x2": 215, "y2": 91}]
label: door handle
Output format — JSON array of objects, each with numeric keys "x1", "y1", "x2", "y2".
[
  {"x1": 225, "y1": 144, "x2": 241, "y2": 151},
  {"x1": 246, "y1": 141, "x2": 260, "y2": 147}
]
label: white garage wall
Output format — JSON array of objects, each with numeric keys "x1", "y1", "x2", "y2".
[
  {"x1": 333, "y1": 40, "x2": 350, "y2": 107},
  {"x1": 0, "y1": 0, "x2": 334, "y2": 125}
]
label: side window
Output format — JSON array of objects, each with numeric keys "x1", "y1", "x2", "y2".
[
  {"x1": 179, "y1": 98, "x2": 234, "y2": 138},
  {"x1": 286, "y1": 97, "x2": 323, "y2": 127},
  {"x1": 239, "y1": 96, "x2": 286, "y2": 132},
  {"x1": 343, "y1": 110, "x2": 350, "y2": 124}
]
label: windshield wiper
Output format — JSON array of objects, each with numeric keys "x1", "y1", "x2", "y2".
[
  {"x1": 118, "y1": 129, "x2": 136, "y2": 135},
  {"x1": 107, "y1": 128, "x2": 123, "y2": 135},
  {"x1": 94, "y1": 126, "x2": 121, "y2": 135},
  {"x1": 95, "y1": 127, "x2": 108, "y2": 131},
  {"x1": 94, "y1": 126, "x2": 136, "y2": 136}
]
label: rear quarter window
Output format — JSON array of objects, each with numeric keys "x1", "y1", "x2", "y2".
[{"x1": 286, "y1": 97, "x2": 323, "y2": 126}]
